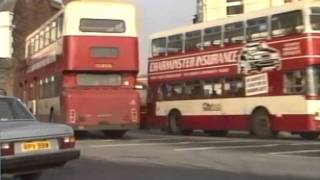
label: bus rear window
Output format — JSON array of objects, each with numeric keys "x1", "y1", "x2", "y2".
[
  {"x1": 77, "y1": 74, "x2": 122, "y2": 86},
  {"x1": 80, "y1": 19, "x2": 125, "y2": 33}
]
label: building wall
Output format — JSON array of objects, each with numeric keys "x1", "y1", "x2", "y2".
[
  {"x1": 197, "y1": 0, "x2": 304, "y2": 22},
  {"x1": 4, "y1": 0, "x2": 62, "y2": 95}
]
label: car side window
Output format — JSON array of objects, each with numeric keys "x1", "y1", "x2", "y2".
[{"x1": 0, "y1": 100, "x2": 13, "y2": 119}]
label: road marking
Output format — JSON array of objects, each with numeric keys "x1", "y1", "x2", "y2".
[
  {"x1": 88, "y1": 140, "x2": 255, "y2": 148},
  {"x1": 289, "y1": 142, "x2": 320, "y2": 146},
  {"x1": 268, "y1": 150, "x2": 320, "y2": 155},
  {"x1": 129, "y1": 137, "x2": 194, "y2": 142},
  {"x1": 175, "y1": 144, "x2": 279, "y2": 152},
  {"x1": 90, "y1": 142, "x2": 192, "y2": 148}
]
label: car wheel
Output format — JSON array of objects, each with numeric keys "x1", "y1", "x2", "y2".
[{"x1": 19, "y1": 172, "x2": 42, "y2": 180}]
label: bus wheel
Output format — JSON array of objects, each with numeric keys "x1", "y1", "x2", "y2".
[
  {"x1": 19, "y1": 172, "x2": 42, "y2": 180},
  {"x1": 299, "y1": 132, "x2": 320, "y2": 140},
  {"x1": 251, "y1": 108, "x2": 275, "y2": 138},
  {"x1": 181, "y1": 129, "x2": 193, "y2": 136},
  {"x1": 168, "y1": 110, "x2": 183, "y2": 135},
  {"x1": 75, "y1": 131, "x2": 88, "y2": 139},
  {"x1": 103, "y1": 130, "x2": 126, "y2": 138},
  {"x1": 205, "y1": 130, "x2": 228, "y2": 137}
]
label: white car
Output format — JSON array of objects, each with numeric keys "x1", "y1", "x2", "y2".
[{"x1": 0, "y1": 96, "x2": 80, "y2": 180}]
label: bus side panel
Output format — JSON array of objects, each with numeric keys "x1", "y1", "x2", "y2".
[{"x1": 273, "y1": 115, "x2": 320, "y2": 132}]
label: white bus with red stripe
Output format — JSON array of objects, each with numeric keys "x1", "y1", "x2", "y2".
[
  {"x1": 147, "y1": 1, "x2": 320, "y2": 139},
  {"x1": 19, "y1": 1, "x2": 139, "y2": 137}
]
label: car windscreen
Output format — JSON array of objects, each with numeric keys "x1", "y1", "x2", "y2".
[{"x1": 0, "y1": 98, "x2": 34, "y2": 121}]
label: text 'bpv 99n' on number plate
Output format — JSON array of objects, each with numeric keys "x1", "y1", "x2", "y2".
[{"x1": 21, "y1": 141, "x2": 51, "y2": 152}]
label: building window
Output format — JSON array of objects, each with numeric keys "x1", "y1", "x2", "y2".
[{"x1": 227, "y1": 0, "x2": 243, "y2": 16}]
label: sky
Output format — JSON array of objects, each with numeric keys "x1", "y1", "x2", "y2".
[{"x1": 128, "y1": 0, "x2": 196, "y2": 75}]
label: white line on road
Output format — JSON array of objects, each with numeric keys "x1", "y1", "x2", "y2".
[
  {"x1": 268, "y1": 150, "x2": 320, "y2": 155},
  {"x1": 89, "y1": 142, "x2": 191, "y2": 148},
  {"x1": 175, "y1": 144, "x2": 279, "y2": 152},
  {"x1": 88, "y1": 140, "x2": 255, "y2": 148},
  {"x1": 289, "y1": 142, "x2": 320, "y2": 146}
]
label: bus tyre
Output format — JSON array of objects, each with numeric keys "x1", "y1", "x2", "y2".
[
  {"x1": 168, "y1": 110, "x2": 192, "y2": 135},
  {"x1": 299, "y1": 132, "x2": 320, "y2": 140},
  {"x1": 19, "y1": 172, "x2": 42, "y2": 180},
  {"x1": 251, "y1": 108, "x2": 275, "y2": 138},
  {"x1": 103, "y1": 130, "x2": 126, "y2": 138},
  {"x1": 75, "y1": 131, "x2": 88, "y2": 139},
  {"x1": 205, "y1": 130, "x2": 228, "y2": 137}
]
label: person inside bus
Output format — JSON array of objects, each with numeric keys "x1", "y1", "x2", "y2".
[
  {"x1": 294, "y1": 72, "x2": 306, "y2": 93},
  {"x1": 191, "y1": 85, "x2": 204, "y2": 98}
]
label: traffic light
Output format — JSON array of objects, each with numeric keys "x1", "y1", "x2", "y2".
[{"x1": 0, "y1": 11, "x2": 14, "y2": 59}]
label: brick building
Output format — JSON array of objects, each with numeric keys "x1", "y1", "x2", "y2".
[{"x1": 0, "y1": 0, "x2": 72, "y2": 94}]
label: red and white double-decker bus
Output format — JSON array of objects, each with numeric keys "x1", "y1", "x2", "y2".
[
  {"x1": 147, "y1": 1, "x2": 320, "y2": 139},
  {"x1": 19, "y1": 1, "x2": 139, "y2": 137}
]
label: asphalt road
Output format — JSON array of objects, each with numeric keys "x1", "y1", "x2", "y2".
[{"x1": 4, "y1": 130, "x2": 320, "y2": 180}]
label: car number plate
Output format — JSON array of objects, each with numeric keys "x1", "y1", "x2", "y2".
[{"x1": 21, "y1": 141, "x2": 51, "y2": 152}]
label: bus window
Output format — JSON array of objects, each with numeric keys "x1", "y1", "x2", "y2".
[
  {"x1": 34, "y1": 35, "x2": 39, "y2": 53},
  {"x1": 310, "y1": 7, "x2": 320, "y2": 30},
  {"x1": 247, "y1": 16, "x2": 269, "y2": 41},
  {"x1": 80, "y1": 19, "x2": 125, "y2": 33},
  {"x1": 203, "y1": 79, "x2": 223, "y2": 97},
  {"x1": 50, "y1": 22, "x2": 57, "y2": 43},
  {"x1": 152, "y1": 38, "x2": 167, "y2": 57},
  {"x1": 26, "y1": 40, "x2": 33, "y2": 57},
  {"x1": 271, "y1": 10, "x2": 304, "y2": 37},
  {"x1": 224, "y1": 78, "x2": 244, "y2": 96},
  {"x1": 44, "y1": 26, "x2": 50, "y2": 46},
  {"x1": 171, "y1": 83, "x2": 184, "y2": 97},
  {"x1": 57, "y1": 15, "x2": 63, "y2": 38},
  {"x1": 284, "y1": 70, "x2": 306, "y2": 94},
  {"x1": 203, "y1": 26, "x2": 222, "y2": 47},
  {"x1": 39, "y1": 31, "x2": 44, "y2": 50},
  {"x1": 77, "y1": 74, "x2": 122, "y2": 86},
  {"x1": 185, "y1": 81, "x2": 204, "y2": 98},
  {"x1": 224, "y1": 22, "x2": 245, "y2": 44},
  {"x1": 185, "y1": 30, "x2": 202, "y2": 51},
  {"x1": 167, "y1": 34, "x2": 183, "y2": 54}
]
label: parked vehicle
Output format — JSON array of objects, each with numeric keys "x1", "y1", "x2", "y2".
[{"x1": 0, "y1": 96, "x2": 80, "y2": 180}]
